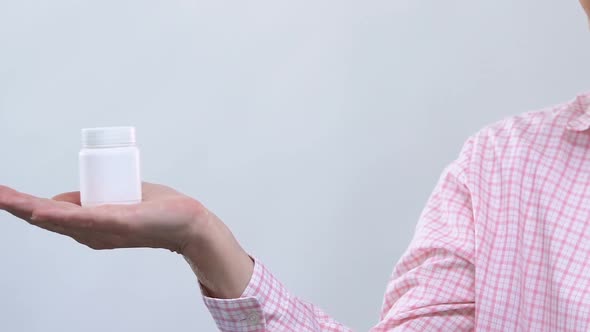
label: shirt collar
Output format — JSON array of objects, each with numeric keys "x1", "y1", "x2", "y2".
[{"x1": 565, "y1": 92, "x2": 590, "y2": 132}]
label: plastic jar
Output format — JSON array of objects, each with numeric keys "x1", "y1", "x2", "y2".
[{"x1": 79, "y1": 126, "x2": 142, "y2": 207}]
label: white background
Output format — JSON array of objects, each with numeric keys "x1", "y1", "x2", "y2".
[{"x1": 1, "y1": 0, "x2": 590, "y2": 330}]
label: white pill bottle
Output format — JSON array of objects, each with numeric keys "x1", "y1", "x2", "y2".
[{"x1": 79, "y1": 127, "x2": 142, "y2": 207}]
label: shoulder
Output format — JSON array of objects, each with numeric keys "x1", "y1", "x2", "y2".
[
  {"x1": 456, "y1": 93, "x2": 589, "y2": 181},
  {"x1": 476, "y1": 98, "x2": 576, "y2": 145}
]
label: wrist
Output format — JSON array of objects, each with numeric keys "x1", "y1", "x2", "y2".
[{"x1": 182, "y1": 208, "x2": 254, "y2": 299}]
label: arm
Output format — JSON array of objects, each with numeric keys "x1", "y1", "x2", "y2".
[
  {"x1": 0, "y1": 137, "x2": 476, "y2": 332},
  {"x1": 374, "y1": 138, "x2": 476, "y2": 331},
  {"x1": 199, "y1": 257, "x2": 351, "y2": 331},
  {"x1": 192, "y1": 138, "x2": 477, "y2": 331},
  {"x1": 182, "y1": 213, "x2": 352, "y2": 331},
  {"x1": 0, "y1": 182, "x2": 350, "y2": 331}
]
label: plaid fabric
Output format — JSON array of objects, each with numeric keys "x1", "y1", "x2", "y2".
[{"x1": 204, "y1": 92, "x2": 590, "y2": 331}]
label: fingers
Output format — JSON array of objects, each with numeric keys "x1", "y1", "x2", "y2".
[
  {"x1": 0, "y1": 185, "x2": 50, "y2": 220},
  {"x1": 1, "y1": 185, "x2": 141, "y2": 250},
  {"x1": 52, "y1": 191, "x2": 81, "y2": 205},
  {"x1": 0, "y1": 185, "x2": 28, "y2": 210},
  {"x1": 32, "y1": 203, "x2": 137, "y2": 234},
  {"x1": 32, "y1": 220, "x2": 124, "y2": 250}
]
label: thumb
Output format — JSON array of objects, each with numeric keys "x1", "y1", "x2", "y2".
[{"x1": 52, "y1": 191, "x2": 81, "y2": 205}]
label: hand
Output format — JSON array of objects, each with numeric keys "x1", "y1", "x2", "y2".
[
  {"x1": 0, "y1": 182, "x2": 203, "y2": 252},
  {"x1": 0, "y1": 183, "x2": 254, "y2": 298}
]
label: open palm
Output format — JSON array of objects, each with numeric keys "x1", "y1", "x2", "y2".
[
  {"x1": 0, "y1": 182, "x2": 205, "y2": 253},
  {"x1": 0, "y1": 182, "x2": 254, "y2": 298}
]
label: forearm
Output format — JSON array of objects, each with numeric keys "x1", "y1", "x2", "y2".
[
  {"x1": 201, "y1": 257, "x2": 352, "y2": 332},
  {"x1": 182, "y1": 207, "x2": 351, "y2": 331}
]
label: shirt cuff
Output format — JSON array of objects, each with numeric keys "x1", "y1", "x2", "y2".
[{"x1": 202, "y1": 258, "x2": 289, "y2": 332}]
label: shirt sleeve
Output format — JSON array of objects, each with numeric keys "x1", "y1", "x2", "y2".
[
  {"x1": 202, "y1": 257, "x2": 353, "y2": 332},
  {"x1": 375, "y1": 137, "x2": 476, "y2": 331},
  {"x1": 203, "y1": 137, "x2": 477, "y2": 332}
]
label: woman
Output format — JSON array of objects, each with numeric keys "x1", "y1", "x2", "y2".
[{"x1": 3, "y1": 2, "x2": 590, "y2": 331}]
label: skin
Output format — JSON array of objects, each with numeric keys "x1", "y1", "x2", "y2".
[
  {"x1": 0, "y1": 183, "x2": 253, "y2": 299},
  {"x1": 2, "y1": 1, "x2": 590, "y2": 303},
  {"x1": 582, "y1": 0, "x2": 590, "y2": 17}
]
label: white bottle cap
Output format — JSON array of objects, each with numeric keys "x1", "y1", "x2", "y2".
[{"x1": 82, "y1": 127, "x2": 136, "y2": 148}]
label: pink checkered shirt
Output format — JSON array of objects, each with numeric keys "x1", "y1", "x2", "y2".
[{"x1": 203, "y1": 92, "x2": 590, "y2": 331}]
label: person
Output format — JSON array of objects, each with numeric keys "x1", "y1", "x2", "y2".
[{"x1": 3, "y1": 3, "x2": 590, "y2": 332}]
